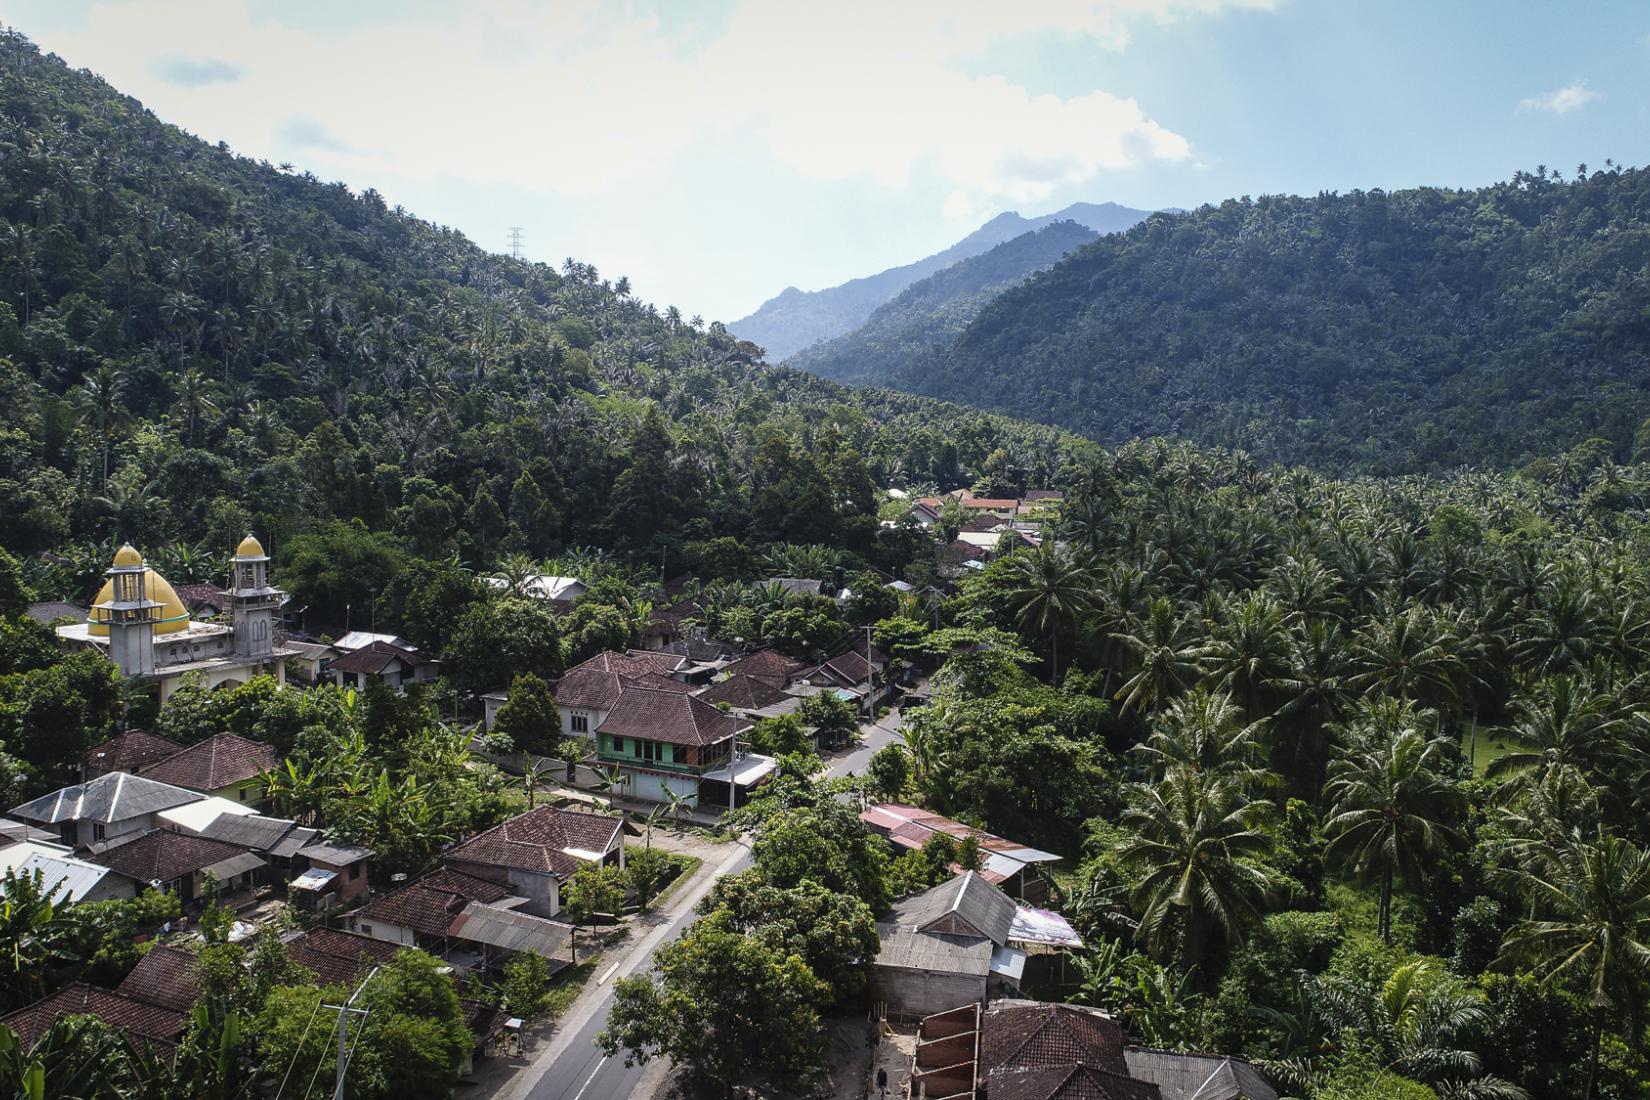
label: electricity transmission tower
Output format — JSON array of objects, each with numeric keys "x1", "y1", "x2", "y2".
[{"x1": 507, "y1": 226, "x2": 524, "y2": 259}]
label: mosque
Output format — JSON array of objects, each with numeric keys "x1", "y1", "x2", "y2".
[{"x1": 55, "y1": 534, "x2": 294, "y2": 700}]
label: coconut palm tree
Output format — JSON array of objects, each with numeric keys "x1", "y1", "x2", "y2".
[
  {"x1": 1000, "y1": 542, "x2": 1094, "y2": 684},
  {"x1": 1498, "y1": 831, "x2": 1650, "y2": 1100},
  {"x1": 1486, "y1": 677, "x2": 1623, "y2": 799},
  {"x1": 1302, "y1": 959, "x2": 1528, "y2": 1100},
  {"x1": 1134, "y1": 688, "x2": 1268, "y2": 791},
  {"x1": 1112, "y1": 598, "x2": 1206, "y2": 716},
  {"x1": 72, "y1": 364, "x2": 128, "y2": 488},
  {"x1": 1118, "y1": 768, "x2": 1273, "y2": 965},
  {"x1": 1268, "y1": 620, "x2": 1353, "y2": 800},
  {"x1": 1323, "y1": 700, "x2": 1463, "y2": 943},
  {"x1": 1348, "y1": 605, "x2": 1464, "y2": 711},
  {"x1": 1198, "y1": 591, "x2": 1289, "y2": 720}
]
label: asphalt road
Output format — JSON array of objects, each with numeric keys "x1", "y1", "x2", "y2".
[{"x1": 514, "y1": 707, "x2": 908, "y2": 1100}]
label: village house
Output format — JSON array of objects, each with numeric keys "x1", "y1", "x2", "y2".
[
  {"x1": 0, "y1": 983, "x2": 190, "y2": 1061},
  {"x1": 136, "y1": 731, "x2": 277, "y2": 807},
  {"x1": 11, "y1": 771, "x2": 203, "y2": 849},
  {"x1": 53, "y1": 537, "x2": 293, "y2": 701},
  {"x1": 0, "y1": 839, "x2": 138, "y2": 902},
  {"x1": 873, "y1": 871, "x2": 1070, "y2": 1019},
  {"x1": 290, "y1": 839, "x2": 374, "y2": 906},
  {"x1": 173, "y1": 812, "x2": 320, "y2": 885},
  {"x1": 84, "y1": 729, "x2": 185, "y2": 778},
  {"x1": 911, "y1": 999, "x2": 1278, "y2": 1100},
  {"x1": 862, "y1": 804, "x2": 1061, "y2": 901},
  {"x1": 87, "y1": 829, "x2": 264, "y2": 904},
  {"x1": 595, "y1": 687, "x2": 775, "y2": 808},
  {"x1": 442, "y1": 805, "x2": 626, "y2": 918},
  {"x1": 326, "y1": 639, "x2": 438, "y2": 693},
  {"x1": 719, "y1": 648, "x2": 802, "y2": 690}
]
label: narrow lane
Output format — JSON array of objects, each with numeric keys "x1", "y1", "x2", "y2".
[{"x1": 515, "y1": 705, "x2": 907, "y2": 1099}]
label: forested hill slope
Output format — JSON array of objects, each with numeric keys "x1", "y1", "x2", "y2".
[
  {"x1": 730, "y1": 201, "x2": 1152, "y2": 361},
  {"x1": 0, "y1": 31, "x2": 1092, "y2": 566},
  {"x1": 885, "y1": 172, "x2": 1650, "y2": 474},
  {"x1": 789, "y1": 220, "x2": 1099, "y2": 384}
]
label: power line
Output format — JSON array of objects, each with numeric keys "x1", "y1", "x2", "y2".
[{"x1": 507, "y1": 226, "x2": 524, "y2": 260}]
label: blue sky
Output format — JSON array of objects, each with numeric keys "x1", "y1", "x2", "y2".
[{"x1": 6, "y1": 1, "x2": 1647, "y2": 323}]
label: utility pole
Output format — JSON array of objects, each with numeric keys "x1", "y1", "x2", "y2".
[
  {"x1": 507, "y1": 226, "x2": 524, "y2": 260},
  {"x1": 325, "y1": 966, "x2": 380, "y2": 1100}
]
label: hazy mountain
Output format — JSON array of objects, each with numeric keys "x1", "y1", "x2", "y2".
[
  {"x1": 789, "y1": 220, "x2": 1101, "y2": 385},
  {"x1": 878, "y1": 173, "x2": 1650, "y2": 473},
  {"x1": 730, "y1": 201, "x2": 1153, "y2": 361}
]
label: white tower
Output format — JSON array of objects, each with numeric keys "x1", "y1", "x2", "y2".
[
  {"x1": 99, "y1": 544, "x2": 160, "y2": 678},
  {"x1": 228, "y1": 533, "x2": 282, "y2": 659}
]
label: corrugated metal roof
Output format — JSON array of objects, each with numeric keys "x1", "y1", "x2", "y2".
[
  {"x1": 1123, "y1": 1050, "x2": 1279, "y2": 1100},
  {"x1": 893, "y1": 872, "x2": 1016, "y2": 946},
  {"x1": 448, "y1": 902, "x2": 571, "y2": 957},
  {"x1": 874, "y1": 923, "x2": 992, "y2": 976},
  {"x1": 11, "y1": 772, "x2": 201, "y2": 825},
  {"x1": 0, "y1": 841, "x2": 122, "y2": 901},
  {"x1": 201, "y1": 852, "x2": 266, "y2": 880}
]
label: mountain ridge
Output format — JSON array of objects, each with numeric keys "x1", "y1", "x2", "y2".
[{"x1": 730, "y1": 200, "x2": 1154, "y2": 361}]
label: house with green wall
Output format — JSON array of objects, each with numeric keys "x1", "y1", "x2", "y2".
[{"x1": 594, "y1": 687, "x2": 774, "y2": 809}]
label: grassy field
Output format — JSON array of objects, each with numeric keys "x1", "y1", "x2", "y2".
[
  {"x1": 1464, "y1": 727, "x2": 1536, "y2": 777},
  {"x1": 543, "y1": 956, "x2": 599, "y2": 1022}
]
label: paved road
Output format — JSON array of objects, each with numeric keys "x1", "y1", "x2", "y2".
[{"x1": 512, "y1": 707, "x2": 908, "y2": 1100}]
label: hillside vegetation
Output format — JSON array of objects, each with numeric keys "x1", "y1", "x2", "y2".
[
  {"x1": 0, "y1": 29, "x2": 1090, "y2": 569},
  {"x1": 883, "y1": 171, "x2": 1650, "y2": 473},
  {"x1": 731, "y1": 201, "x2": 1150, "y2": 361},
  {"x1": 788, "y1": 219, "x2": 1099, "y2": 384}
]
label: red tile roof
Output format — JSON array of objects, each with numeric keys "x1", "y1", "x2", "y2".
[
  {"x1": 794, "y1": 649, "x2": 872, "y2": 688},
  {"x1": 0, "y1": 982, "x2": 185, "y2": 1057},
  {"x1": 597, "y1": 688, "x2": 745, "y2": 747},
  {"x1": 174, "y1": 583, "x2": 231, "y2": 613},
  {"x1": 445, "y1": 806, "x2": 621, "y2": 878},
  {"x1": 567, "y1": 650, "x2": 670, "y2": 679},
  {"x1": 964, "y1": 498, "x2": 1021, "y2": 510},
  {"x1": 353, "y1": 867, "x2": 512, "y2": 938},
  {"x1": 85, "y1": 730, "x2": 182, "y2": 776},
  {"x1": 552, "y1": 667, "x2": 628, "y2": 710},
  {"x1": 981, "y1": 1002, "x2": 1133, "y2": 1078},
  {"x1": 138, "y1": 732, "x2": 276, "y2": 792},
  {"x1": 286, "y1": 928, "x2": 404, "y2": 985},
  {"x1": 697, "y1": 674, "x2": 789, "y2": 711},
  {"x1": 89, "y1": 830, "x2": 254, "y2": 885},
  {"x1": 115, "y1": 945, "x2": 201, "y2": 1013},
  {"x1": 326, "y1": 640, "x2": 427, "y2": 675},
  {"x1": 722, "y1": 649, "x2": 801, "y2": 689}
]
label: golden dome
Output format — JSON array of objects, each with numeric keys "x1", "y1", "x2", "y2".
[
  {"x1": 112, "y1": 544, "x2": 144, "y2": 568},
  {"x1": 89, "y1": 566, "x2": 192, "y2": 636},
  {"x1": 235, "y1": 533, "x2": 266, "y2": 558}
]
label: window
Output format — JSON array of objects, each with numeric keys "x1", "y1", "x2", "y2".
[
  {"x1": 349, "y1": 863, "x2": 361, "y2": 881},
  {"x1": 360, "y1": 924, "x2": 374, "y2": 937},
  {"x1": 570, "y1": 714, "x2": 589, "y2": 733},
  {"x1": 92, "y1": 823, "x2": 107, "y2": 842},
  {"x1": 610, "y1": 736, "x2": 625, "y2": 755},
  {"x1": 640, "y1": 740, "x2": 667, "y2": 763},
  {"x1": 239, "y1": 787, "x2": 252, "y2": 802}
]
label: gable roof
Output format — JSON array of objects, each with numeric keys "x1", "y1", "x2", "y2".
[
  {"x1": 174, "y1": 583, "x2": 231, "y2": 614},
  {"x1": 354, "y1": 867, "x2": 512, "y2": 938},
  {"x1": 445, "y1": 806, "x2": 622, "y2": 878},
  {"x1": 552, "y1": 667, "x2": 628, "y2": 710},
  {"x1": 326, "y1": 640, "x2": 426, "y2": 675},
  {"x1": 0, "y1": 841, "x2": 128, "y2": 901},
  {"x1": 0, "y1": 982, "x2": 186, "y2": 1057},
  {"x1": 891, "y1": 871, "x2": 1017, "y2": 946},
  {"x1": 11, "y1": 772, "x2": 201, "y2": 825},
  {"x1": 198, "y1": 813, "x2": 318, "y2": 857},
  {"x1": 964, "y1": 497, "x2": 1021, "y2": 510},
  {"x1": 296, "y1": 840, "x2": 374, "y2": 865},
  {"x1": 1122, "y1": 1051, "x2": 1278, "y2": 1100},
  {"x1": 25, "y1": 600, "x2": 86, "y2": 625},
  {"x1": 568, "y1": 649, "x2": 673, "y2": 679},
  {"x1": 722, "y1": 649, "x2": 801, "y2": 689},
  {"x1": 597, "y1": 687, "x2": 745, "y2": 747},
  {"x1": 794, "y1": 648, "x2": 873, "y2": 688},
  {"x1": 138, "y1": 732, "x2": 276, "y2": 792},
  {"x1": 0, "y1": 817, "x2": 59, "y2": 845},
  {"x1": 696, "y1": 673, "x2": 789, "y2": 712},
  {"x1": 115, "y1": 945, "x2": 201, "y2": 1013},
  {"x1": 332, "y1": 631, "x2": 415, "y2": 653},
  {"x1": 90, "y1": 830, "x2": 261, "y2": 885},
  {"x1": 862, "y1": 804, "x2": 1062, "y2": 886},
  {"x1": 286, "y1": 928, "x2": 403, "y2": 985},
  {"x1": 85, "y1": 730, "x2": 181, "y2": 776}
]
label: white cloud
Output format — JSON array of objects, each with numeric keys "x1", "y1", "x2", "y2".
[
  {"x1": 1519, "y1": 80, "x2": 1602, "y2": 116},
  {"x1": 20, "y1": 0, "x2": 1255, "y2": 205}
]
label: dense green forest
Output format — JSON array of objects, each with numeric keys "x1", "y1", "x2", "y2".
[
  {"x1": 788, "y1": 219, "x2": 1099, "y2": 384},
  {"x1": 863, "y1": 169, "x2": 1650, "y2": 474},
  {"x1": 0, "y1": 30, "x2": 1100, "y2": 583}
]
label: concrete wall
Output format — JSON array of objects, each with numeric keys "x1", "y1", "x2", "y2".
[
  {"x1": 875, "y1": 966, "x2": 985, "y2": 1021},
  {"x1": 350, "y1": 916, "x2": 417, "y2": 947}
]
